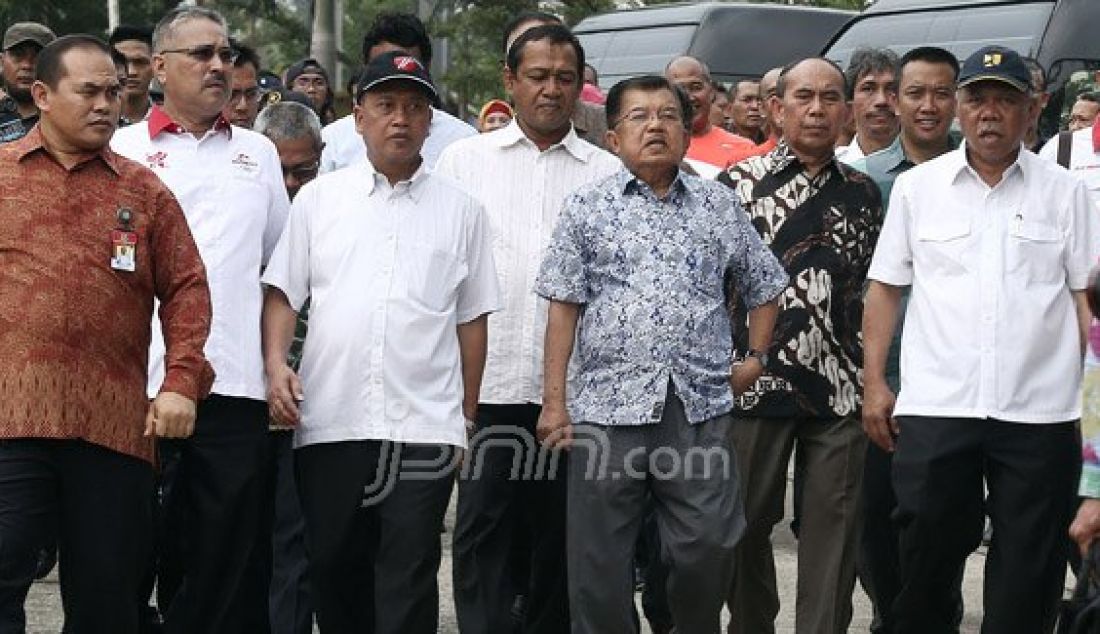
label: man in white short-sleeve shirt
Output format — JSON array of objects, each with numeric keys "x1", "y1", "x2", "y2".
[
  {"x1": 862, "y1": 45, "x2": 1099, "y2": 633},
  {"x1": 110, "y1": 7, "x2": 290, "y2": 632},
  {"x1": 261, "y1": 51, "x2": 499, "y2": 634},
  {"x1": 433, "y1": 23, "x2": 620, "y2": 633}
]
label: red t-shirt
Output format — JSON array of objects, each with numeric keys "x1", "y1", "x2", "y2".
[{"x1": 686, "y1": 126, "x2": 756, "y2": 169}]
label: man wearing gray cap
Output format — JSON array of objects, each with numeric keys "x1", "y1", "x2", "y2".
[
  {"x1": 0, "y1": 21, "x2": 55, "y2": 143},
  {"x1": 863, "y1": 45, "x2": 1100, "y2": 632}
]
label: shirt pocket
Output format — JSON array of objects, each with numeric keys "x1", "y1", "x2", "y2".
[
  {"x1": 401, "y1": 241, "x2": 462, "y2": 313},
  {"x1": 916, "y1": 217, "x2": 972, "y2": 277},
  {"x1": 1007, "y1": 220, "x2": 1063, "y2": 284}
]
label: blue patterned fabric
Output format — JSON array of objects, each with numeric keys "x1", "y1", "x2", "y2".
[{"x1": 534, "y1": 168, "x2": 788, "y2": 426}]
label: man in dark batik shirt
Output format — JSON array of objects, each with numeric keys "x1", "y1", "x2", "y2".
[{"x1": 718, "y1": 57, "x2": 883, "y2": 634}]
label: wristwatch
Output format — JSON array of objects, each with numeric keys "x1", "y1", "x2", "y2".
[{"x1": 744, "y1": 348, "x2": 770, "y2": 367}]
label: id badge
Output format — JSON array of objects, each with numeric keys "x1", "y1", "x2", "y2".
[{"x1": 110, "y1": 229, "x2": 137, "y2": 272}]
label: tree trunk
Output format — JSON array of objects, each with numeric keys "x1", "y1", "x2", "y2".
[{"x1": 310, "y1": 0, "x2": 337, "y2": 77}]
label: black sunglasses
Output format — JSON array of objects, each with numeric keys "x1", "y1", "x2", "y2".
[{"x1": 160, "y1": 44, "x2": 238, "y2": 64}]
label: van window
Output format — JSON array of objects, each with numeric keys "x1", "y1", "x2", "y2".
[
  {"x1": 577, "y1": 25, "x2": 697, "y2": 88},
  {"x1": 1047, "y1": 62, "x2": 1100, "y2": 135},
  {"x1": 827, "y1": 3, "x2": 1053, "y2": 70}
]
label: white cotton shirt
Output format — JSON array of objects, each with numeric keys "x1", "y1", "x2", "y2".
[
  {"x1": 261, "y1": 162, "x2": 501, "y2": 449},
  {"x1": 319, "y1": 107, "x2": 476, "y2": 173},
  {"x1": 434, "y1": 121, "x2": 621, "y2": 405},
  {"x1": 835, "y1": 135, "x2": 867, "y2": 166},
  {"x1": 111, "y1": 111, "x2": 291, "y2": 400},
  {"x1": 868, "y1": 143, "x2": 1099, "y2": 423},
  {"x1": 1038, "y1": 127, "x2": 1100, "y2": 207}
]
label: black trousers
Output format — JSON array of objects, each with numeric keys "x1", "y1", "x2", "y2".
[
  {"x1": 156, "y1": 395, "x2": 271, "y2": 634},
  {"x1": 268, "y1": 430, "x2": 313, "y2": 634},
  {"x1": 892, "y1": 416, "x2": 1079, "y2": 634},
  {"x1": 453, "y1": 403, "x2": 570, "y2": 634},
  {"x1": 295, "y1": 439, "x2": 456, "y2": 634},
  {"x1": 0, "y1": 439, "x2": 153, "y2": 634}
]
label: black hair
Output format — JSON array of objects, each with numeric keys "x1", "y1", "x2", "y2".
[
  {"x1": 500, "y1": 10, "x2": 561, "y2": 54},
  {"x1": 898, "y1": 46, "x2": 959, "y2": 81},
  {"x1": 506, "y1": 23, "x2": 584, "y2": 78},
  {"x1": 108, "y1": 24, "x2": 152, "y2": 48},
  {"x1": 776, "y1": 56, "x2": 847, "y2": 99},
  {"x1": 605, "y1": 75, "x2": 692, "y2": 131},
  {"x1": 36, "y1": 34, "x2": 112, "y2": 89},
  {"x1": 109, "y1": 47, "x2": 127, "y2": 72},
  {"x1": 361, "y1": 12, "x2": 431, "y2": 66},
  {"x1": 230, "y1": 39, "x2": 261, "y2": 71},
  {"x1": 843, "y1": 47, "x2": 898, "y2": 99},
  {"x1": 1079, "y1": 91, "x2": 1100, "y2": 104}
]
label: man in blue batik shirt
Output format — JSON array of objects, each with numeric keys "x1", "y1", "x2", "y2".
[{"x1": 534, "y1": 75, "x2": 788, "y2": 634}]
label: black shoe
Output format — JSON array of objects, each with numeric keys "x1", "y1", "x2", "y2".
[{"x1": 33, "y1": 547, "x2": 56, "y2": 580}]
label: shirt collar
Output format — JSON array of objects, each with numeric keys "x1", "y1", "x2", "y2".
[
  {"x1": 767, "y1": 139, "x2": 845, "y2": 180},
  {"x1": 617, "y1": 166, "x2": 695, "y2": 202},
  {"x1": 147, "y1": 105, "x2": 232, "y2": 140},
  {"x1": 491, "y1": 118, "x2": 592, "y2": 162},
  {"x1": 362, "y1": 158, "x2": 431, "y2": 202},
  {"x1": 949, "y1": 139, "x2": 1028, "y2": 186},
  {"x1": 14, "y1": 124, "x2": 121, "y2": 175}
]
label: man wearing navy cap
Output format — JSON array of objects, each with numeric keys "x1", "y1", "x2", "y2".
[
  {"x1": 863, "y1": 45, "x2": 1100, "y2": 632},
  {"x1": 261, "y1": 50, "x2": 500, "y2": 634}
]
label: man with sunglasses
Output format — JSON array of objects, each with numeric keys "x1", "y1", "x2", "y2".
[{"x1": 111, "y1": 6, "x2": 290, "y2": 633}]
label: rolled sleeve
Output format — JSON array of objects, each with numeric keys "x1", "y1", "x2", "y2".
[
  {"x1": 727, "y1": 201, "x2": 788, "y2": 309},
  {"x1": 261, "y1": 183, "x2": 313, "y2": 310},
  {"x1": 456, "y1": 200, "x2": 502, "y2": 323},
  {"x1": 1065, "y1": 179, "x2": 1099, "y2": 290},
  {"x1": 867, "y1": 175, "x2": 915, "y2": 286},
  {"x1": 534, "y1": 193, "x2": 591, "y2": 304}
]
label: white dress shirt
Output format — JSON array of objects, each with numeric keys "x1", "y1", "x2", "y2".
[
  {"x1": 868, "y1": 143, "x2": 1099, "y2": 423},
  {"x1": 434, "y1": 121, "x2": 621, "y2": 405},
  {"x1": 112, "y1": 109, "x2": 291, "y2": 400},
  {"x1": 836, "y1": 135, "x2": 867, "y2": 165},
  {"x1": 261, "y1": 162, "x2": 500, "y2": 449},
  {"x1": 319, "y1": 107, "x2": 476, "y2": 173},
  {"x1": 1038, "y1": 126, "x2": 1100, "y2": 207}
]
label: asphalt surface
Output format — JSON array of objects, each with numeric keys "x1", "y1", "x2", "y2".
[{"x1": 23, "y1": 483, "x2": 1010, "y2": 633}]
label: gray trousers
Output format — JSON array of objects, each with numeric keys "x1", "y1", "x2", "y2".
[
  {"x1": 726, "y1": 416, "x2": 866, "y2": 634},
  {"x1": 567, "y1": 390, "x2": 744, "y2": 634}
]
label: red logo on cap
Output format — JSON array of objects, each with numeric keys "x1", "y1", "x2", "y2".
[{"x1": 394, "y1": 56, "x2": 421, "y2": 72}]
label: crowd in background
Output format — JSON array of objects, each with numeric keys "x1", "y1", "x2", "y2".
[{"x1": 0, "y1": 6, "x2": 1099, "y2": 634}]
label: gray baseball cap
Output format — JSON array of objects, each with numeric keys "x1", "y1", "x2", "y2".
[{"x1": 3, "y1": 22, "x2": 56, "y2": 51}]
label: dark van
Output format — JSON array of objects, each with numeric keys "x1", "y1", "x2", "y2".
[
  {"x1": 574, "y1": 1, "x2": 855, "y2": 89},
  {"x1": 823, "y1": 0, "x2": 1100, "y2": 138}
]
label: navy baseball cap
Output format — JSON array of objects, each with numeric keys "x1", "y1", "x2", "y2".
[
  {"x1": 355, "y1": 51, "x2": 438, "y2": 103},
  {"x1": 958, "y1": 45, "x2": 1031, "y2": 93}
]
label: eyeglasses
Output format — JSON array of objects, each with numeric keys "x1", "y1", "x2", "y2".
[
  {"x1": 229, "y1": 87, "x2": 261, "y2": 104},
  {"x1": 160, "y1": 44, "x2": 237, "y2": 64},
  {"x1": 612, "y1": 108, "x2": 684, "y2": 128},
  {"x1": 282, "y1": 160, "x2": 320, "y2": 182}
]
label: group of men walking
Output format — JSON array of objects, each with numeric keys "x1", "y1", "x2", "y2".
[{"x1": 0, "y1": 5, "x2": 1098, "y2": 634}]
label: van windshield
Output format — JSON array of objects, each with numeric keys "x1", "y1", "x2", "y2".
[
  {"x1": 826, "y1": 3, "x2": 1053, "y2": 69},
  {"x1": 577, "y1": 25, "x2": 696, "y2": 89}
]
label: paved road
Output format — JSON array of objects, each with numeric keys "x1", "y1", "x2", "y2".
[{"x1": 22, "y1": 488, "x2": 1011, "y2": 633}]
